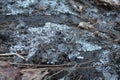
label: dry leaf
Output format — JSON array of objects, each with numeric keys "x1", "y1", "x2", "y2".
[
  {"x1": 99, "y1": 0, "x2": 120, "y2": 5},
  {"x1": 78, "y1": 22, "x2": 94, "y2": 30},
  {"x1": 94, "y1": 0, "x2": 120, "y2": 11},
  {"x1": 21, "y1": 69, "x2": 49, "y2": 80}
]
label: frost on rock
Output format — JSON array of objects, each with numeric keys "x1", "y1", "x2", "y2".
[{"x1": 10, "y1": 22, "x2": 102, "y2": 64}]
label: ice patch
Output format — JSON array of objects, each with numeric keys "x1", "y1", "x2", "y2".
[
  {"x1": 17, "y1": 0, "x2": 38, "y2": 8},
  {"x1": 100, "y1": 50, "x2": 110, "y2": 64},
  {"x1": 80, "y1": 40, "x2": 102, "y2": 51},
  {"x1": 102, "y1": 71, "x2": 118, "y2": 80},
  {"x1": 86, "y1": 8, "x2": 99, "y2": 19},
  {"x1": 5, "y1": 0, "x2": 75, "y2": 15},
  {"x1": 10, "y1": 22, "x2": 102, "y2": 63},
  {"x1": 93, "y1": 50, "x2": 118, "y2": 80},
  {"x1": 76, "y1": 56, "x2": 84, "y2": 59},
  {"x1": 5, "y1": 0, "x2": 37, "y2": 15},
  {"x1": 39, "y1": 0, "x2": 75, "y2": 15},
  {"x1": 93, "y1": 50, "x2": 110, "y2": 71}
]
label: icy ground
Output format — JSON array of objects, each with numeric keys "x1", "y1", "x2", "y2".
[{"x1": 1, "y1": 0, "x2": 120, "y2": 79}]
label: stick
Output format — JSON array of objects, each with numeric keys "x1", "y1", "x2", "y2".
[
  {"x1": 10, "y1": 63, "x2": 74, "y2": 68},
  {"x1": 10, "y1": 60, "x2": 95, "y2": 68},
  {"x1": 0, "y1": 53, "x2": 25, "y2": 60},
  {"x1": 48, "y1": 69, "x2": 64, "y2": 79}
]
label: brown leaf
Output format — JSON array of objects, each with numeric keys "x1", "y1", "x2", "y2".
[
  {"x1": 78, "y1": 22, "x2": 94, "y2": 30},
  {"x1": 94, "y1": 0, "x2": 120, "y2": 11}
]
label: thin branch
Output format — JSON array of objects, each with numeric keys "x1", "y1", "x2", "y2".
[
  {"x1": 10, "y1": 60, "x2": 95, "y2": 69},
  {"x1": 10, "y1": 63, "x2": 74, "y2": 68},
  {"x1": 78, "y1": 75, "x2": 83, "y2": 80},
  {"x1": 0, "y1": 53, "x2": 25, "y2": 60},
  {"x1": 48, "y1": 69, "x2": 64, "y2": 79}
]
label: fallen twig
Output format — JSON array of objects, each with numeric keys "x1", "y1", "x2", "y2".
[
  {"x1": 0, "y1": 57, "x2": 12, "y2": 61},
  {"x1": 77, "y1": 59, "x2": 95, "y2": 66},
  {"x1": 48, "y1": 69, "x2": 65, "y2": 79},
  {"x1": 10, "y1": 60, "x2": 95, "y2": 69},
  {"x1": 10, "y1": 63, "x2": 74, "y2": 68},
  {"x1": 0, "y1": 53, "x2": 25, "y2": 60},
  {"x1": 78, "y1": 75, "x2": 83, "y2": 80}
]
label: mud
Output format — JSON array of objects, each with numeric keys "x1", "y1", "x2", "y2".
[{"x1": 0, "y1": 0, "x2": 120, "y2": 80}]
